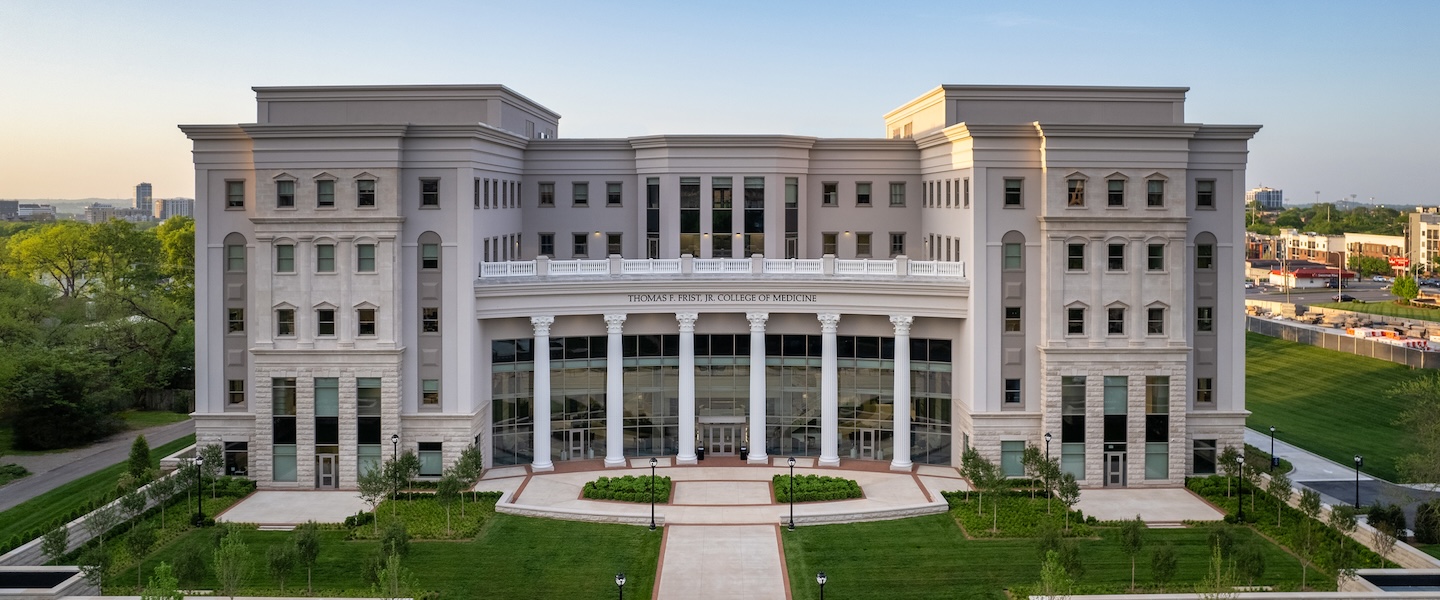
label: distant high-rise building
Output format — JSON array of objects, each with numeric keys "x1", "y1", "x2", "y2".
[
  {"x1": 0, "y1": 200, "x2": 18, "y2": 220},
  {"x1": 1245, "y1": 186, "x2": 1283, "y2": 210},
  {"x1": 135, "y1": 182, "x2": 153, "y2": 210},
  {"x1": 153, "y1": 197, "x2": 195, "y2": 220}
]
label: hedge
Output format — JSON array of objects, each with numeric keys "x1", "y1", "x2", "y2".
[
  {"x1": 582, "y1": 475, "x2": 672, "y2": 504},
  {"x1": 772, "y1": 474, "x2": 862, "y2": 503}
]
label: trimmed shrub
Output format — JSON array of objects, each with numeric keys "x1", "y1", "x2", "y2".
[
  {"x1": 582, "y1": 475, "x2": 672, "y2": 503},
  {"x1": 772, "y1": 474, "x2": 862, "y2": 503},
  {"x1": 345, "y1": 511, "x2": 376, "y2": 528},
  {"x1": 1366, "y1": 503, "x2": 1407, "y2": 535},
  {"x1": 1415, "y1": 499, "x2": 1440, "y2": 544}
]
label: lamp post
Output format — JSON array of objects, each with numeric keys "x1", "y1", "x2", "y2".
[
  {"x1": 816, "y1": 571, "x2": 827, "y2": 600},
  {"x1": 1354, "y1": 455, "x2": 1364, "y2": 508},
  {"x1": 1044, "y1": 432, "x2": 1052, "y2": 460},
  {"x1": 1234, "y1": 454, "x2": 1245, "y2": 523},
  {"x1": 391, "y1": 433, "x2": 400, "y2": 506},
  {"x1": 649, "y1": 457, "x2": 658, "y2": 531},
  {"x1": 787, "y1": 457, "x2": 796, "y2": 531},
  {"x1": 1269, "y1": 426, "x2": 1277, "y2": 472},
  {"x1": 193, "y1": 456, "x2": 205, "y2": 526},
  {"x1": 615, "y1": 572, "x2": 625, "y2": 600}
]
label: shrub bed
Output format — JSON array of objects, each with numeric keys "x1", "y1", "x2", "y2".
[
  {"x1": 772, "y1": 474, "x2": 861, "y2": 503},
  {"x1": 352, "y1": 494, "x2": 498, "y2": 540},
  {"x1": 943, "y1": 490, "x2": 1093, "y2": 538},
  {"x1": 582, "y1": 475, "x2": 672, "y2": 504},
  {"x1": 0, "y1": 464, "x2": 30, "y2": 486}
]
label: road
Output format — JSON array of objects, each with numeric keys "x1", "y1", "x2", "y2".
[
  {"x1": 0, "y1": 419, "x2": 195, "y2": 512},
  {"x1": 1247, "y1": 280, "x2": 1397, "y2": 303}
]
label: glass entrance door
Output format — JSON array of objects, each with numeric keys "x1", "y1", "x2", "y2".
[
  {"x1": 316, "y1": 454, "x2": 337, "y2": 488},
  {"x1": 565, "y1": 429, "x2": 587, "y2": 461},
  {"x1": 1104, "y1": 452, "x2": 1126, "y2": 487},
  {"x1": 705, "y1": 425, "x2": 738, "y2": 455},
  {"x1": 858, "y1": 429, "x2": 879, "y2": 460}
]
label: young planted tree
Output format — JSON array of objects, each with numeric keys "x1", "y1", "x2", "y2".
[
  {"x1": 1233, "y1": 541, "x2": 1265, "y2": 586},
  {"x1": 453, "y1": 444, "x2": 485, "y2": 507},
  {"x1": 127, "y1": 522, "x2": 157, "y2": 590},
  {"x1": 128, "y1": 435, "x2": 152, "y2": 480},
  {"x1": 79, "y1": 545, "x2": 112, "y2": 590},
  {"x1": 213, "y1": 533, "x2": 251, "y2": 598},
  {"x1": 1218, "y1": 446, "x2": 1242, "y2": 497},
  {"x1": 141, "y1": 561, "x2": 182, "y2": 600},
  {"x1": 1021, "y1": 445, "x2": 1045, "y2": 499},
  {"x1": 199, "y1": 443, "x2": 223, "y2": 498},
  {"x1": 1392, "y1": 275, "x2": 1420, "y2": 303},
  {"x1": 41, "y1": 525, "x2": 69, "y2": 564},
  {"x1": 1242, "y1": 456, "x2": 1265, "y2": 513},
  {"x1": 380, "y1": 521, "x2": 411, "y2": 560},
  {"x1": 960, "y1": 446, "x2": 1001, "y2": 518},
  {"x1": 1328, "y1": 505, "x2": 1360, "y2": 584},
  {"x1": 1195, "y1": 543, "x2": 1239, "y2": 600},
  {"x1": 1042, "y1": 457, "x2": 1062, "y2": 514},
  {"x1": 1119, "y1": 515, "x2": 1145, "y2": 591},
  {"x1": 372, "y1": 551, "x2": 417, "y2": 600},
  {"x1": 121, "y1": 489, "x2": 148, "y2": 520},
  {"x1": 170, "y1": 539, "x2": 206, "y2": 588},
  {"x1": 147, "y1": 474, "x2": 179, "y2": 528},
  {"x1": 1266, "y1": 470, "x2": 1293, "y2": 526},
  {"x1": 83, "y1": 504, "x2": 120, "y2": 545},
  {"x1": 357, "y1": 464, "x2": 388, "y2": 532},
  {"x1": 294, "y1": 521, "x2": 322, "y2": 595},
  {"x1": 1298, "y1": 489, "x2": 1322, "y2": 589},
  {"x1": 1037, "y1": 549, "x2": 1073, "y2": 598},
  {"x1": 1057, "y1": 472, "x2": 1081, "y2": 532},
  {"x1": 1371, "y1": 522, "x2": 1400, "y2": 568},
  {"x1": 266, "y1": 541, "x2": 297, "y2": 594},
  {"x1": 1151, "y1": 543, "x2": 1178, "y2": 588},
  {"x1": 436, "y1": 472, "x2": 463, "y2": 535}
]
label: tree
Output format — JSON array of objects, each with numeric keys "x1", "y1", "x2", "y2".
[
  {"x1": 960, "y1": 446, "x2": 1001, "y2": 518},
  {"x1": 121, "y1": 489, "x2": 148, "y2": 520},
  {"x1": 382, "y1": 451, "x2": 421, "y2": 517},
  {"x1": 1233, "y1": 540, "x2": 1265, "y2": 586},
  {"x1": 1242, "y1": 455, "x2": 1265, "y2": 513},
  {"x1": 153, "y1": 216, "x2": 195, "y2": 304},
  {"x1": 1415, "y1": 499, "x2": 1440, "y2": 544},
  {"x1": 4, "y1": 221, "x2": 95, "y2": 298},
  {"x1": 1040, "y1": 457, "x2": 1062, "y2": 514},
  {"x1": 170, "y1": 539, "x2": 206, "y2": 587},
  {"x1": 1393, "y1": 275, "x2": 1420, "y2": 302},
  {"x1": 356, "y1": 463, "x2": 388, "y2": 533},
  {"x1": 1218, "y1": 446, "x2": 1242, "y2": 497},
  {"x1": 1389, "y1": 374, "x2": 1440, "y2": 485},
  {"x1": 1298, "y1": 488, "x2": 1323, "y2": 590},
  {"x1": 294, "y1": 521, "x2": 322, "y2": 595},
  {"x1": 1371, "y1": 521, "x2": 1400, "y2": 568},
  {"x1": 1266, "y1": 470, "x2": 1293, "y2": 526},
  {"x1": 147, "y1": 473, "x2": 179, "y2": 528},
  {"x1": 199, "y1": 443, "x2": 223, "y2": 498},
  {"x1": 141, "y1": 561, "x2": 182, "y2": 600},
  {"x1": 83, "y1": 504, "x2": 120, "y2": 545},
  {"x1": 1119, "y1": 515, "x2": 1145, "y2": 591},
  {"x1": 1348, "y1": 255, "x2": 1390, "y2": 278},
  {"x1": 266, "y1": 541, "x2": 297, "y2": 594},
  {"x1": 1056, "y1": 472, "x2": 1081, "y2": 532},
  {"x1": 79, "y1": 545, "x2": 111, "y2": 590},
  {"x1": 213, "y1": 532, "x2": 251, "y2": 598},
  {"x1": 436, "y1": 472, "x2": 463, "y2": 535},
  {"x1": 128, "y1": 435, "x2": 152, "y2": 480},
  {"x1": 1195, "y1": 543, "x2": 1239, "y2": 600},
  {"x1": 127, "y1": 522, "x2": 157, "y2": 590},
  {"x1": 1037, "y1": 549, "x2": 1073, "y2": 599},
  {"x1": 1021, "y1": 444, "x2": 1045, "y2": 499},
  {"x1": 1, "y1": 348, "x2": 121, "y2": 450},
  {"x1": 453, "y1": 444, "x2": 485, "y2": 510},
  {"x1": 1328, "y1": 505, "x2": 1360, "y2": 584},
  {"x1": 41, "y1": 524, "x2": 68, "y2": 564},
  {"x1": 372, "y1": 551, "x2": 417, "y2": 600},
  {"x1": 1151, "y1": 543, "x2": 1178, "y2": 587},
  {"x1": 380, "y1": 521, "x2": 410, "y2": 559}
]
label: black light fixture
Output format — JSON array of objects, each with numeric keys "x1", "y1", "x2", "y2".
[
  {"x1": 817, "y1": 571, "x2": 827, "y2": 600},
  {"x1": 1269, "y1": 426, "x2": 1277, "y2": 471},
  {"x1": 193, "y1": 456, "x2": 205, "y2": 526},
  {"x1": 787, "y1": 457, "x2": 796, "y2": 531},
  {"x1": 615, "y1": 572, "x2": 626, "y2": 600},
  {"x1": 649, "y1": 457, "x2": 658, "y2": 531},
  {"x1": 1235, "y1": 454, "x2": 1245, "y2": 523},
  {"x1": 1043, "y1": 432, "x2": 1052, "y2": 460},
  {"x1": 391, "y1": 433, "x2": 401, "y2": 504},
  {"x1": 1354, "y1": 455, "x2": 1364, "y2": 508}
]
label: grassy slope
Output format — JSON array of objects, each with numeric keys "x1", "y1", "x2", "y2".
[
  {"x1": 0, "y1": 435, "x2": 195, "y2": 542},
  {"x1": 1245, "y1": 332, "x2": 1424, "y2": 482},
  {"x1": 782, "y1": 513, "x2": 1305, "y2": 599}
]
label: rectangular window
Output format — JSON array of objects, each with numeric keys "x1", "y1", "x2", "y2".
[
  {"x1": 1067, "y1": 308, "x2": 1085, "y2": 335},
  {"x1": 357, "y1": 378, "x2": 382, "y2": 415},
  {"x1": 856, "y1": 232, "x2": 872, "y2": 257},
  {"x1": 1197, "y1": 306, "x2": 1214, "y2": 332},
  {"x1": 945, "y1": 180, "x2": 952, "y2": 208},
  {"x1": 357, "y1": 308, "x2": 376, "y2": 336},
  {"x1": 1003, "y1": 178, "x2": 1023, "y2": 207},
  {"x1": 315, "y1": 244, "x2": 335, "y2": 273},
  {"x1": 1196, "y1": 180, "x2": 1216, "y2": 208},
  {"x1": 317, "y1": 180, "x2": 335, "y2": 207},
  {"x1": 572, "y1": 233, "x2": 588, "y2": 257},
  {"x1": 539, "y1": 233, "x2": 555, "y2": 257},
  {"x1": 889, "y1": 233, "x2": 905, "y2": 257},
  {"x1": 420, "y1": 179, "x2": 440, "y2": 207},
  {"x1": 314, "y1": 377, "x2": 339, "y2": 420},
  {"x1": 317, "y1": 309, "x2": 335, "y2": 336},
  {"x1": 356, "y1": 244, "x2": 375, "y2": 272},
  {"x1": 822, "y1": 233, "x2": 838, "y2": 256},
  {"x1": 226, "y1": 181, "x2": 245, "y2": 209},
  {"x1": 421, "y1": 243, "x2": 439, "y2": 270},
  {"x1": 475, "y1": 178, "x2": 482, "y2": 209},
  {"x1": 228, "y1": 308, "x2": 245, "y2": 333},
  {"x1": 607, "y1": 182, "x2": 622, "y2": 206},
  {"x1": 1003, "y1": 243, "x2": 1022, "y2": 270},
  {"x1": 356, "y1": 179, "x2": 376, "y2": 207},
  {"x1": 743, "y1": 177, "x2": 764, "y2": 255},
  {"x1": 276, "y1": 180, "x2": 295, "y2": 208},
  {"x1": 228, "y1": 380, "x2": 245, "y2": 405},
  {"x1": 1001, "y1": 441, "x2": 1025, "y2": 477},
  {"x1": 1108, "y1": 179, "x2": 1125, "y2": 207},
  {"x1": 1193, "y1": 439, "x2": 1217, "y2": 475},
  {"x1": 421, "y1": 307, "x2": 439, "y2": 333},
  {"x1": 680, "y1": 177, "x2": 700, "y2": 256},
  {"x1": 889, "y1": 182, "x2": 905, "y2": 206},
  {"x1": 572, "y1": 182, "x2": 589, "y2": 206},
  {"x1": 1067, "y1": 179, "x2": 1085, "y2": 207},
  {"x1": 1107, "y1": 307, "x2": 1125, "y2": 335},
  {"x1": 1147, "y1": 307, "x2": 1165, "y2": 335},
  {"x1": 276, "y1": 309, "x2": 295, "y2": 337},
  {"x1": 226, "y1": 244, "x2": 245, "y2": 272},
  {"x1": 1003, "y1": 379, "x2": 1021, "y2": 404},
  {"x1": 1197, "y1": 244, "x2": 1215, "y2": 269},
  {"x1": 1004, "y1": 306, "x2": 1021, "y2": 332},
  {"x1": 1147, "y1": 179, "x2": 1165, "y2": 207},
  {"x1": 418, "y1": 442, "x2": 443, "y2": 477},
  {"x1": 275, "y1": 245, "x2": 295, "y2": 273},
  {"x1": 421, "y1": 379, "x2": 440, "y2": 406},
  {"x1": 539, "y1": 182, "x2": 555, "y2": 206},
  {"x1": 1061, "y1": 374, "x2": 1086, "y2": 479},
  {"x1": 822, "y1": 182, "x2": 838, "y2": 206},
  {"x1": 1066, "y1": 243, "x2": 1085, "y2": 271},
  {"x1": 856, "y1": 182, "x2": 872, "y2": 206},
  {"x1": 963, "y1": 177, "x2": 970, "y2": 208},
  {"x1": 1107, "y1": 243, "x2": 1125, "y2": 271},
  {"x1": 1196, "y1": 377, "x2": 1215, "y2": 404},
  {"x1": 1147, "y1": 244, "x2": 1165, "y2": 271},
  {"x1": 607, "y1": 233, "x2": 622, "y2": 256}
]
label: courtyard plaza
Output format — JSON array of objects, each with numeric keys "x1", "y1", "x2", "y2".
[{"x1": 215, "y1": 460, "x2": 1222, "y2": 599}]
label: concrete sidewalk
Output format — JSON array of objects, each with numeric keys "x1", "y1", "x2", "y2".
[
  {"x1": 0, "y1": 419, "x2": 195, "y2": 512},
  {"x1": 656, "y1": 525, "x2": 785, "y2": 599}
]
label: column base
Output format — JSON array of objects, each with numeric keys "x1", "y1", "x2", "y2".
[
  {"x1": 532, "y1": 461, "x2": 555, "y2": 473},
  {"x1": 818, "y1": 455, "x2": 840, "y2": 467},
  {"x1": 889, "y1": 459, "x2": 914, "y2": 472},
  {"x1": 747, "y1": 454, "x2": 769, "y2": 465},
  {"x1": 603, "y1": 457, "x2": 627, "y2": 468},
  {"x1": 676, "y1": 455, "x2": 697, "y2": 465}
]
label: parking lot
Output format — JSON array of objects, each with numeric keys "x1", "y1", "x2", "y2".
[{"x1": 1248, "y1": 280, "x2": 1397, "y2": 303}]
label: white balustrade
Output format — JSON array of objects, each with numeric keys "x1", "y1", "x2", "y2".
[
  {"x1": 908, "y1": 261, "x2": 966, "y2": 277},
  {"x1": 479, "y1": 257, "x2": 964, "y2": 280},
  {"x1": 547, "y1": 259, "x2": 610, "y2": 275},
  {"x1": 763, "y1": 258, "x2": 823, "y2": 274},
  {"x1": 480, "y1": 261, "x2": 537, "y2": 278},
  {"x1": 621, "y1": 258, "x2": 682, "y2": 274},
  {"x1": 694, "y1": 258, "x2": 751, "y2": 273},
  {"x1": 835, "y1": 259, "x2": 896, "y2": 275}
]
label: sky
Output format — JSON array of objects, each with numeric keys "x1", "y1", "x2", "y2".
[{"x1": 1, "y1": 1, "x2": 1436, "y2": 204}]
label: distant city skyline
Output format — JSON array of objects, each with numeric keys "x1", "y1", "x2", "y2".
[{"x1": 1, "y1": 1, "x2": 1436, "y2": 203}]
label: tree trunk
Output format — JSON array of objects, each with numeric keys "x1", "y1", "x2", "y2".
[
  {"x1": 446, "y1": 506, "x2": 452, "y2": 535},
  {"x1": 308, "y1": 566, "x2": 313, "y2": 596}
]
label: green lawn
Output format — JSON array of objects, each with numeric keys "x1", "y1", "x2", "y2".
[
  {"x1": 1246, "y1": 332, "x2": 1425, "y2": 483},
  {"x1": 115, "y1": 514, "x2": 661, "y2": 598},
  {"x1": 782, "y1": 513, "x2": 1307, "y2": 599},
  {"x1": 117, "y1": 410, "x2": 191, "y2": 430},
  {"x1": 1312, "y1": 301, "x2": 1440, "y2": 323},
  {"x1": 1421, "y1": 544, "x2": 1440, "y2": 560},
  {"x1": 0, "y1": 434, "x2": 195, "y2": 544}
]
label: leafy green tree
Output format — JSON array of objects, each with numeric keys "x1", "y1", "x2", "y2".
[
  {"x1": 199, "y1": 443, "x2": 223, "y2": 498},
  {"x1": 1195, "y1": 543, "x2": 1238, "y2": 600},
  {"x1": 170, "y1": 539, "x2": 206, "y2": 587},
  {"x1": 141, "y1": 561, "x2": 182, "y2": 600},
  {"x1": 1389, "y1": 373, "x2": 1440, "y2": 485},
  {"x1": 959, "y1": 446, "x2": 1001, "y2": 518},
  {"x1": 127, "y1": 522, "x2": 157, "y2": 590},
  {"x1": 372, "y1": 551, "x2": 417, "y2": 600},
  {"x1": 121, "y1": 489, "x2": 147, "y2": 519},
  {"x1": 41, "y1": 525, "x2": 68, "y2": 564},
  {"x1": 1393, "y1": 275, "x2": 1420, "y2": 301},
  {"x1": 1037, "y1": 549, "x2": 1073, "y2": 598},
  {"x1": 213, "y1": 532, "x2": 251, "y2": 598},
  {"x1": 294, "y1": 521, "x2": 322, "y2": 595},
  {"x1": 1151, "y1": 543, "x2": 1178, "y2": 587},
  {"x1": 380, "y1": 521, "x2": 410, "y2": 559},
  {"x1": 1207, "y1": 523, "x2": 1236, "y2": 559},
  {"x1": 266, "y1": 540, "x2": 297, "y2": 594},
  {"x1": 1348, "y1": 255, "x2": 1391, "y2": 278},
  {"x1": 1218, "y1": 446, "x2": 1242, "y2": 497},
  {"x1": 1021, "y1": 444, "x2": 1045, "y2": 499},
  {"x1": 1057, "y1": 472, "x2": 1081, "y2": 531},
  {"x1": 153, "y1": 216, "x2": 195, "y2": 304},
  {"x1": 4, "y1": 221, "x2": 95, "y2": 298},
  {"x1": 1267, "y1": 470, "x2": 1293, "y2": 526},
  {"x1": 1298, "y1": 488, "x2": 1322, "y2": 589},
  {"x1": 1233, "y1": 541, "x2": 1265, "y2": 586},
  {"x1": 1, "y1": 348, "x2": 121, "y2": 450},
  {"x1": 1371, "y1": 521, "x2": 1400, "y2": 568},
  {"x1": 1119, "y1": 515, "x2": 1145, "y2": 590},
  {"x1": 79, "y1": 545, "x2": 112, "y2": 590},
  {"x1": 83, "y1": 504, "x2": 120, "y2": 545},
  {"x1": 147, "y1": 473, "x2": 179, "y2": 528},
  {"x1": 453, "y1": 444, "x2": 485, "y2": 509},
  {"x1": 1328, "y1": 505, "x2": 1360, "y2": 583},
  {"x1": 436, "y1": 472, "x2": 463, "y2": 535},
  {"x1": 356, "y1": 463, "x2": 388, "y2": 532}
]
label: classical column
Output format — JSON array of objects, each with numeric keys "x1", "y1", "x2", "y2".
[
  {"x1": 676, "y1": 313, "x2": 699, "y2": 464},
  {"x1": 746, "y1": 312, "x2": 769, "y2": 464},
  {"x1": 531, "y1": 316, "x2": 555, "y2": 472},
  {"x1": 890, "y1": 315, "x2": 915, "y2": 471},
  {"x1": 818, "y1": 313, "x2": 841, "y2": 467},
  {"x1": 604, "y1": 314, "x2": 627, "y2": 468}
]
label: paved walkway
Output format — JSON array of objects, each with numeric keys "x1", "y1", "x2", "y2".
[
  {"x1": 1076, "y1": 488, "x2": 1223, "y2": 524},
  {"x1": 216, "y1": 491, "x2": 370, "y2": 526},
  {"x1": 656, "y1": 525, "x2": 785, "y2": 599},
  {"x1": 0, "y1": 419, "x2": 194, "y2": 512}
]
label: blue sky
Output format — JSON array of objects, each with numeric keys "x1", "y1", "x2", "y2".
[{"x1": 1, "y1": 0, "x2": 1435, "y2": 204}]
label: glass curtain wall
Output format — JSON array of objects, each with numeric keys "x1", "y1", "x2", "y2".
[
  {"x1": 550, "y1": 336, "x2": 608, "y2": 462},
  {"x1": 911, "y1": 339, "x2": 953, "y2": 465},
  {"x1": 837, "y1": 336, "x2": 894, "y2": 461},
  {"x1": 765, "y1": 334, "x2": 822, "y2": 456},
  {"x1": 622, "y1": 334, "x2": 679, "y2": 456},
  {"x1": 491, "y1": 339, "x2": 535, "y2": 466}
]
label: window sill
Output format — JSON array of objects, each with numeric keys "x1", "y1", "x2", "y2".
[
  {"x1": 356, "y1": 205, "x2": 378, "y2": 210},
  {"x1": 316, "y1": 205, "x2": 337, "y2": 210},
  {"x1": 225, "y1": 206, "x2": 246, "y2": 211}
]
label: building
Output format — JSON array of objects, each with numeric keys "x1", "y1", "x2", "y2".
[
  {"x1": 1279, "y1": 228, "x2": 1345, "y2": 267},
  {"x1": 136, "y1": 182, "x2": 153, "y2": 211},
  {"x1": 182, "y1": 84, "x2": 1258, "y2": 490},
  {"x1": 153, "y1": 197, "x2": 195, "y2": 221},
  {"x1": 83, "y1": 203, "x2": 153, "y2": 224},
  {"x1": 1344, "y1": 233, "x2": 1406, "y2": 275},
  {"x1": 1408, "y1": 209, "x2": 1440, "y2": 274},
  {"x1": 0, "y1": 200, "x2": 17, "y2": 220},
  {"x1": 1266, "y1": 266, "x2": 1356, "y2": 289},
  {"x1": 1246, "y1": 186, "x2": 1283, "y2": 211},
  {"x1": 16, "y1": 203, "x2": 56, "y2": 221}
]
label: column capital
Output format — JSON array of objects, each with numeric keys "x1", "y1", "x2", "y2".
[
  {"x1": 745, "y1": 312, "x2": 769, "y2": 332},
  {"x1": 817, "y1": 313, "x2": 841, "y2": 333},
  {"x1": 889, "y1": 315, "x2": 914, "y2": 336},
  {"x1": 603, "y1": 313, "x2": 627, "y2": 334},
  {"x1": 530, "y1": 315, "x2": 555, "y2": 336},
  {"x1": 676, "y1": 312, "x2": 699, "y2": 332}
]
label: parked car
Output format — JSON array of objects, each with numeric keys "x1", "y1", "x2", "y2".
[
  {"x1": 1333, "y1": 294, "x2": 1356, "y2": 302},
  {"x1": 1373, "y1": 275, "x2": 1389, "y2": 282},
  {"x1": 1244, "y1": 282, "x2": 1254, "y2": 289},
  {"x1": 1324, "y1": 280, "x2": 1337, "y2": 289}
]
